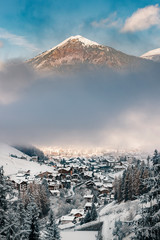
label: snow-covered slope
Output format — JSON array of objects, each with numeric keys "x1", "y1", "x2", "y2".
[
  {"x1": 0, "y1": 143, "x2": 52, "y2": 176},
  {"x1": 141, "y1": 48, "x2": 160, "y2": 62},
  {"x1": 99, "y1": 200, "x2": 140, "y2": 240}
]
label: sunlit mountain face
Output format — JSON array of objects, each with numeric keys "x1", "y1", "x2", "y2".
[{"x1": 27, "y1": 35, "x2": 147, "y2": 73}]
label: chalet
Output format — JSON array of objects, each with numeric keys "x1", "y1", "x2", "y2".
[
  {"x1": 31, "y1": 156, "x2": 38, "y2": 162},
  {"x1": 48, "y1": 181, "x2": 63, "y2": 190},
  {"x1": 84, "y1": 194, "x2": 93, "y2": 202},
  {"x1": 114, "y1": 165, "x2": 126, "y2": 172},
  {"x1": 83, "y1": 171, "x2": 93, "y2": 180},
  {"x1": 11, "y1": 179, "x2": 28, "y2": 191},
  {"x1": 71, "y1": 173, "x2": 80, "y2": 180},
  {"x1": 61, "y1": 180, "x2": 71, "y2": 189},
  {"x1": 105, "y1": 160, "x2": 116, "y2": 167},
  {"x1": 70, "y1": 209, "x2": 84, "y2": 219},
  {"x1": 36, "y1": 171, "x2": 53, "y2": 179},
  {"x1": 98, "y1": 187, "x2": 110, "y2": 195},
  {"x1": 58, "y1": 167, "x2": 73, "y2": 176},
  {"x1": 85, "y1": 180, "x2": 95, "y2": 188},
  {"x1": 50, "y1": 190, "x2": 60, "y2": 197},
  {"x1": 84, "y1": 202, "x2": 92, "y2": 211}
]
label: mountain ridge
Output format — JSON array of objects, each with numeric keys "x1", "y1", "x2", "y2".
[{"x1": 27, "y1": 35, "x2": 147, "y2": 72}]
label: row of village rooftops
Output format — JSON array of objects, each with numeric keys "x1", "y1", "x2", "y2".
[{"x1": 7, "y1": 159, "x2": 119, "y2": 207}]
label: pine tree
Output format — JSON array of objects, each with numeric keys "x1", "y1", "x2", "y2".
[
  {"x1": 91, "y1": 203, "x2": 98, "y2": 221},
  {"x1": 93, "y1": 194, "x2": 98, "y2": 203},
  {"x1": 83, "y1": 210, "x2": 91, "y2": 224},
  {"x1": 135, "y1": 150, "x2": 160, "y2": 240},
  {"x1": 123, "y1": 172, "x2": 129, "y2": 202},
  {"x1": 0, "y1": 166, "x2": 7, "y2": 230},
  {"x1": 117, "y1": 176, "x2": 122, "y2": 202},
  {"x1": 23, "y1": 200, "x2": 40, "y2": 240},
  {"x1": 41, "y1": 178, "x2": 50, "y2": 198},
  {"x1": 44, "y1": 209, "x2": 60, "y2": 240},
  {"x1": 113, "y1": 220, "x2": 125, "y2": 240},
  {"x1": 113, "y1": 177, "x2": 118, "y2": 201}
]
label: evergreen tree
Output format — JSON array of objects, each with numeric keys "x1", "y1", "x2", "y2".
[
  {"x1": 117, "y1": 176, "x2": 122, "y2": 203},
  {"x1": 123, "y1": 172, "x2": 129, "y2": 201},
  {"x1": 83, "y1": 210, "x2": 91, "y2": 224},
  {"x1": 91, "y1": 203, "x2": 98, "y2": 221},
  {"x1": 44, "y1": 209, "x2": 60, "y2": 240},
  {"x1": 135, "y1": 150, "x2": 160, "y2": 240},
  {"x1": 113, "y1": 177, "x2": 118, "y2": 201},
  {"x1": 42, "y1": 178, "x2": 50, "y2": 198},
  {"x1": 113, "y1": 220, "x2": 125, "y2": 240},
  {"x1": 23, "y1": 200, "x2": 40, "y2": 240},
  {"x1": 0, "y1": 166, "x2": 7, "y2": 230}
]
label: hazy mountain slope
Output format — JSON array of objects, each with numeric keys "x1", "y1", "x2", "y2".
[{"x1": 27, "y1": 35, "x2": 146, "y2": 72}]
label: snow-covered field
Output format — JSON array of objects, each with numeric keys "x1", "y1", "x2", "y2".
[
  {"x1": 0, "y1": 143, "x2": 53, "y2": 176},
  {"x1": 61, "y1": 231, "x2": 98, "y2": 240}
]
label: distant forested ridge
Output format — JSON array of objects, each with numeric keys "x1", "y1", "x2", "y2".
[{"x1": 14, "y1": 145, "x2": 45, "y2": 161}]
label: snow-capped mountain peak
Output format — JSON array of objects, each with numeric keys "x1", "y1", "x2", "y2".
[
  {"x1": 51, "y1": 35, "x2": 100, "y2": 50},
  {"x1": 141, "y1": 48, "x2": 160, "y2": 62},
  {"x1": 27, "y1": 35, "x2": 145, "y2": 71}
]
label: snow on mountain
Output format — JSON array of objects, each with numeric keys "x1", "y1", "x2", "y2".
[
  {"x1": 29, "y1": 35, "x2": 100, "y2": 64},
  {"x1": 0, "y1": 143, "x2": 52, "y2": 176},
  {"x1": 27, "y1": 35, "x2": 145, "y2": 72},
  {"x1": 141, "y1": 48, "x2": 160, "y2": 62},
  {"x1": 51, "y1": 35, "x2": 100, "y2": 50}
]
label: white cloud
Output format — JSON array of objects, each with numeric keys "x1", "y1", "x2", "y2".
[
  {"x1": 0, "y1": 28, "x2": 39, "y2": 51},
  {"x1": 91, "y1": 13, "x2": 121, "y2": 29},
  {"x1": 121, "y1": 4, "x2": 160, "y2": 32}
]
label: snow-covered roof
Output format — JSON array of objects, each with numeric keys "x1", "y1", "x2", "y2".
[
  {"x1": 70, "y1": 209, "x2": 84, "y2": 216},
  {"x1": 61, "y1": 215, "x2": 75, "y2": 221},
  {"x1": 50, "y1": 190, "x2": 60, "y2": 193},
  {"x1": 103, "y1": 183, "x2": 113, "y2": 188},
  {"x1": 84, "y1": 194, "x2": 93, "y2": 199},
  {"x1": 85, "y1": 202, "x2": 92, "y2": 207},
  {"x1": 84, "y1": 171, "x2": 93, "y2": 177}
]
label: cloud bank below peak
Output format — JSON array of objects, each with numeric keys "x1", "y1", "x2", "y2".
[{"x1": 0, "y1": 60, "x2": 160, "y2": 150}]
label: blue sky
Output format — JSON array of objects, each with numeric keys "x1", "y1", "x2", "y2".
[{"x1": 0, "y1": 0, "x2": 160, "y2": 60}]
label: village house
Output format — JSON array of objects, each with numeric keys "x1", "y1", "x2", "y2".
[
  {"x1": 58, "y1": 167, "x2": 73, "y2": 179},
  {"x1": 50, "y1": 189, "x2": 60, "y2": 197},
  {"x1": 84, "y1": 194, "x2": 93, "y2": 202},
  {"x1": 31, "y1": 156, "x2": 38, "y2": 162},
  {"x1": 84, "y1": 202, "x2": 92, "y2": 211},
  {"x1": 69, "y1": 209, "x2": 84, "y2": 220},
  {"x1": 36, "y1": 171, "x2": 53, "y2": 179},
  {"x1": 48, "y1": 180, "x2": 63, "y2": 190}
]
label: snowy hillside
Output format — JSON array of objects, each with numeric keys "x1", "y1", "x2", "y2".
[
  {"x1": 141, "y1": 48, "x2": 160, "y2": 62},
  {"x1": 0, "y1": 143, "x2": 52, "y2": 176},
  {"x1": 99, "y1": 200, "x2": 140, "y2": 240}
]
